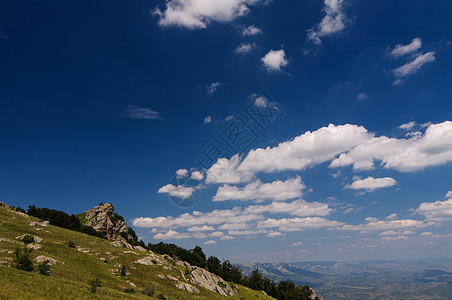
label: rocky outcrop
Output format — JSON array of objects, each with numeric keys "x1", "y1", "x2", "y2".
[
  {"x1": 80, "y1": 203, "x2": 128, "y2": 240},
  {"x1": 188, "y1": 264, "x2": 237, "y2": 296}
]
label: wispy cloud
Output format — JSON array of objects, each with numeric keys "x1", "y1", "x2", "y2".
[
  {"x1": 388, "y1": 38, "x2": 422, "y2": 58},
  {"x1": 235, "y1": 43, "x2": 255, "y2": 54},
  {"x1": 307, "y1": 0, "x2": 349, "y2": 45},
  {"x1": 125, "y1": 105, "x2": 164, "y2": 120},
  {"x1": 242, "y1": 25, "x2": 261, "y2": 36},
  {"x1": 206, "y1": 82, "x2": 221, "y2": 94},
  {"x1": 393, "y1": 52, "x2": 436, "y2": 78}
]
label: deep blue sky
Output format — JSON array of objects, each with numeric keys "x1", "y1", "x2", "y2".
[{"x1": 1, "y1": 0, "x2": 452, "y2": 262}]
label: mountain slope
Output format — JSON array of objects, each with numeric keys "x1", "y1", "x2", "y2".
[{"x1": 0, "y1": 202, "x2": 273, "y2": 299}]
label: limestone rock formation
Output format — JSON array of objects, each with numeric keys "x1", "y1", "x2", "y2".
[
  {"x1": 79, "y1": 203, "x2": 128, "y2": 240},
  {"x1": 188, "y1": 265, "x2": 237, "y2": 296}
]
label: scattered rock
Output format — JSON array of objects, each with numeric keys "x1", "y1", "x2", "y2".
[
  {"x1": 167, "y1": 275, "x2": 179, "y2": 281},
  {"x1": 135, "y1": 253, "x2": 169, "y2": 266},
  {"x1": 111, "y1": 241, "x2": 123, "y2": 247},
  {"x1": 126, "y1": 281, "x2": 137, "y2": 287},
  {"x1": 15, "y1": 234, "x2": 43, "y2": 243},
  {"x1": 76, "y1": 247, "x2": 90, "y2": 253},
  {"x1": 123, "y1": 251, "x2": 139, "y2": 255},
  {"x1": 134, "y1": 246, "x2": 147, "y2": 252},
  {"x1": 157, "y1": 274, "x2": 165, "y2": 280},
  {"x1": 0, "y1": 237, "x2": 20, "y2": 244},
  {"x1": 35, "y1": 255, "x2": 61, "y2": 265},
  {"x1": 27, "y1": 243, "x2": 42, "y2": 250},
  {"x1": 189, "y1": 267, "x2": 237, "y2": 296},
  {"x1": 176, "y1": 282, "x2": 200, "y2": 294}
]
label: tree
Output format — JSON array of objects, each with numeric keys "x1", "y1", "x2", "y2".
[
  {"x1": 247, "y1": 269, "x2": 265, "y2": 291},
  {"x1": 13, "y1": 247, "x2": 33, "y2": 272},
  {"x1": 207, "y1": 256, "x2": 222, "y2": 276}
]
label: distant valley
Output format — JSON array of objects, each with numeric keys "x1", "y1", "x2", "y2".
[{"x1": 238, "y1": 258, "x2": 452, "y2": 299}]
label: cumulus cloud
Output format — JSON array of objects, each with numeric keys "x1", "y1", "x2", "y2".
[
  {"x1": 154, "y1": 0, "x2": 262, "y2": 29},
  {"x1": 176, "y1": 169, "x2": 189, "y2": 178},
  {"x1": 204, "y1": 240, "x2": 217, "y2": 245},
  {"x1": 389, "y1": 38, "x2": 422, "y2": 58},
  {"x1": 257, "y1": 217, "x2": 343, "y2": 232},
  {"x1": 244, "y1": 199, "x2": 331, "y2": 217},
  {"x1": 415, "y1": 193, "x2": 452, "y2": 221},
  {"x1": 261, "y1": 49, "x2": 288, "y2": 72},
  {"x1": 307, "y1": 0, "x2": 349, "y2": 44},
  {"x1": 447, "y1": 191, "x2": 452, "y2": 198},
  {"x1": 125, "y1": 105, "x2": 164, "y2": 120},
  {"x1": 267, "y1": 231, "x2": 286, "y2": 237},
  {"x1": 206, "y1": 82, "x2": 221, "y2": 94},
  {"x1": 235, "y1": 43, "x2": 255, "y2": 54},
  {"x1": 153, "y1": 230, "x2": 191, "y2": 240},
  {"x1": 393, "y1": 52, "x2": 436, "y2": 78},
  {"x1": 399, "y1": 121, "x2": 416, "y2": 130},
  {"x1": 188, "y1": 225, "x2": 215, "y2": 231},
  {"x1": 346, "y1": 176, "x2": 397, "y2": 192},
  {"x1": 356, "y1": 93, "x2": 367, "y2": 100},
  {"x1": 242, "y1": 25, "x2": 261, "y2": 36},
  {"x1": 206, "y1": 154, "x2": 254, "y2": 184},
  {"x1": 386, "y1": 213, "x2": 398, "y2": 220},
  {"x1": 157, "y1": 184, "x2": 195, "y2": 199},
  {"x1": 330, "y1": 121, "x2": 452, "y2": 172},
  {"x1": 341, "y1": 218, "x2": 432, "y2": 233},
  {"x1": 190, "y1": 171, "x2": 204, "y2": 181},
  {"x1": 213, "y1": 177, "x2": 305, "y2": 202}
]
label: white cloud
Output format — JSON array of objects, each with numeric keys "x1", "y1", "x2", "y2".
[
  {"x1": 154, "y1": 0, "x2": 261, "y2": 29},
  {"x1": 393, "y1": 52, "x2": 436, "y2": 78},
  {"x1": 228, "y1": 229, "x2": 268, "y2": 235},
  {"x1": 292, "y1": 241, "x2": 303, "y2": 246},
  {"x1": 386, "y1": 213, "x2": 398, "y2": 220},
  {"x1": 341, "y1": 218, "x2": 432, "y2": 233},
  {"x1": 176, "y1": 169, "x2": 189, "y2": 178},
  {"x1": 188, "y1": 225, "x2": 215, "y2": 231},
  {"x1": 242, "y1": 25, "x2": 261, "y2": 36},
  {"x1": 415, "y1": 197, "x2": 452, "y2": 221},
  {"x1": 190, "y1": 171, "x2": 204, "y2": 181},
  {"x1": 125, "y1": 105, "x2": 164, "y2": 120},
  {"x1": 389, "y1": 38, "x2": 422, "y2": 58},
  {"x1": 213, "y1": 177, "x2": 305, "y2": 202},
  {"x1": 192, "y1": 232, "x2": 207, "y2": 238},
  {"x1": 210, "y1": 231, "x2": 224, "y2": 237},
  {"x1": 206, "y1": 82, "x2": 221, "y2": 94},
  {"x1": 244, "y1": 199, "x2": 331, "y2": 217},
  {"x1": 446, "y1": 191, "x2": 452, "y2": 198},
  {"x1": 330, "y1": 121, "x2": 452, "y2": 172},
  {"x1": 220, "y1": 235, "x2": 235, "y2": 240},
  {"x1": 381, "y1": 235, "x2": 408, "y2": 241},
  {"x1": 356, "y1": 93, "x2": 367, "y2": 100},
  {"x1": 261, "y1": 49, "x2": 288, "y2": 72},
  {"x1": 257, "y1": 217, "x2": 343, "y2": 232},
  {"x1": 218, "y1": 223, "x2": 250, "y2": 230},
  {"x1": 267, "y1": 231, "x2": 286, "y2": 237},
  {"x1": 204, "y1": 240, "x2": 217, "y2": 245},
  {"x1": 204, "y1": 116, "x2": 212, "y2": 124},
  {"x1": 307, "y1": 0, "x2": 348, "y2": 44},
  {"x1": 133, "y1": 206, "x2": 264, "y2": 228},
  {"x1": 346, "y1": 176, "x2": 397, "y2": 192},
  {"x1": 254, "y1": 96, "x2": 268, "y2": 108},
  {"x1": 153, "y1": 230, "x2": 191, "y2": 240},
  {"x1": 206, "y1": 154, "x2": 254, "y2": 184},
  {"x1": 399, "y1": 121, "x2": 416, "y2": 130},
  {"x1": 158, "y1": 184, "x2": 195, "y2": 199},
  {"x1": 235, "y1": 43, "x2": 255, "y2": 54},
  {"x1": 393, "y1": 79, "x2": 404, "y2": 86}
]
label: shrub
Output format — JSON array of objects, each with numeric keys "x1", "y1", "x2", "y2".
[
  {"x1": 13, "y1": 247, "x2": 33, "y2": 271},
  {"x1": 120, "y1": 265, "x2": 126, "y2": 277},
  {"x1": 157, "y1": 294, "x2": 166, "y2": 300},
  {"x1": 21, "y1": 234, "x2": 35, "y2": 244},
  {"x1": 68, "y1": 240, "x2": 76, "y2": 248},
  {"x1": 141, "y1": 285, "x2": 155, "y2": 297},
  {"x1": 124, "y1": 288, "x2": 135, "y2": 293},
  {"x1": 38, "y1": 260, "x2": 51, "y2": 276},
  {"x1": 88, "y1": 277, "x2": 102, "y2": 293},
  {"x1": 218, "y1": 281, "x2": 227, "y2": 288}
]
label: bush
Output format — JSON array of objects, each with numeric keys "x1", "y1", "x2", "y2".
[
  {"x1": 124, "y1": 288, "x2": 135, "y2": 293},
  {"x1": 13, "y1": 247, "x2": 33, "y2": 271},
  {"x1": 38, "y1": 260, "x2": 51, "y2": 276},
  {"x1": 68, "y1": 240, "x2": 76, "y2": 248},
  {"x1": 21, "y1": 234, "x2": 35, "y2": 244},
  {"x1": 157, "y1": 294, "x2": 166, "y2": 300},
  {"x1": 120, "y1": 265, "x2": 126, "y2": 277},
  {"x1": 88, "y1": 277, "x2": 102, "y2": 293},
  {"x1": 141, "y1": 285, "x2": 155, "y2": 297}
]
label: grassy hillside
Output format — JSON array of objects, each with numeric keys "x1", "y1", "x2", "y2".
[{"x1": 0, "y1": 203, "x2": 273, "y2": 300}]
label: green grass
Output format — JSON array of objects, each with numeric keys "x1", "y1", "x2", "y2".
[{"x1": 0, "y1": 204, "x2": 273, "y2": 300}]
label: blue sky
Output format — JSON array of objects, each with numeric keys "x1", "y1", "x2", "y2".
[{"x1": 1, "y1": 0, "x2": 452, "y2": 262}]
